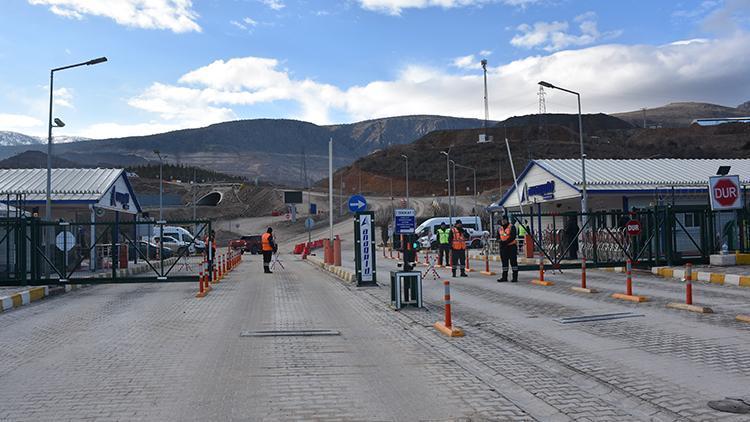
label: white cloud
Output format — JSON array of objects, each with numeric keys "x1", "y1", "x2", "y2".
[
  {"x1": 259, "y1": 0, "x2": 285, "y2": 11},
  {"x1": 357, "y1": 0, "x2": 538, "y2": 15},
  {"x1": 479, "y1": 50, "x2": 493, "y2": 56},
  {"x1": 511, "y1": 11, "x2": 621, "y2": 51},
  {"x1": 28, "y1": 0, "x2": 201, "y2": 33},
  {"x1": 230, "y1": 16, "x2": 259, "y2": 30},
  {"x1": 452, "y1": 54, "x2": 476, "y2": 69},
  {"x1": 53, "y1": 87, "x2": 74, "y2": 109},
  {"x1": 0, "y1": 113, "x2": 44, "y2": 132},
  {"x1": 78, "y1": 32, "x2": 750, "y2": 137}
]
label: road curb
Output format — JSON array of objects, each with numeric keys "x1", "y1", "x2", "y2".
[
  {"x1": 651, "y1": 266, "x2": 750, "y2": 288},
  {"x1": 0, "y1": 286, "x2": 50, "y2": 313},
  {"x1": 305, "y1": 256, "x2": 355, "y2": 283}
]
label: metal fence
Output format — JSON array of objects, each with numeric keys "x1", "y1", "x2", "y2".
[{"x1": 0, "y1": 217, "x2": 212, "y2": 286}]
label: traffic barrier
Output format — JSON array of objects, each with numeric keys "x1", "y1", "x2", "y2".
[
  {"x1": 571, "y1": 257, "x2": 597, "y2": 293},
  {"x1": 196, "y1": 260, "x2": 207, "y2": 298},
  {"x1": 667, "y1": 263, "x2": 713, "y2": 313},
  {"x1": 480, "y1": 253, "x2": 495, "y2": 276},
  {"x1": 293, "y1": 243, "x2": 304, "y2": 254},
  {"x1": 323, "y1": 239, "x2": 331, "y2": 264},
  {"x1": 333, "y1": 237, "x2": 342, "y2": 267},
  {"x1": 612, "y1": 259, "x2": 648, "y2": 302},
  {"x1": 434, "y1": 280, "x2": 464, "y2": 337},
  {"x1": 531, "y1": 257, "x2": 553, "y2": 286}
]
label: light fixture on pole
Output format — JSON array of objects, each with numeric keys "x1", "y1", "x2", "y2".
[
  {"x1": 440, "y1": 149, "x2": 453, "y2": 225},
  {"x1": 154, "y1": 150, "x2": 165, "y2": 221},
  {"x1": 479, "y1": 59, "x2": 491, "y2": 143},
  {"x1": 46, "y1": 56, "x2": 107, "y2": 223},
  {"x1": 538, "y1": 80, "x2": 588, "y2": 224},
  {"x1": 400, "y1": 154, "x2": 409, "y2": 207}
]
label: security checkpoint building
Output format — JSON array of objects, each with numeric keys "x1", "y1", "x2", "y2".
[
  {"x1": 0, "y1": 168, "x2": 142, "y2": 272},
  {"x1": 491, "y1": 159, "x2": 750, "y2": 260}
]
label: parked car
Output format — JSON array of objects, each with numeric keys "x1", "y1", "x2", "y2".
[
  {"x1": 128, "y1": 240, "x2": 174, "y2": 260},
  {"x1": 152, "y1": 226, "x2": 205, "y2": 254},
  {"x1": 416, "y1": 216, "x2": 489, "y2": 249},
  {"x1": 241, "y1": 235, "x2": 263, "y2": 254},
  {"x1": 152, "y1": 235, "x2": 190, "y2": 256}
]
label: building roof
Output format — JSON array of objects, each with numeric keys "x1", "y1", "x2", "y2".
[
  {"x1": 692, "y1": 117, "x2": 750, "y2": 126},
  {"x1": 0, "y1": 168, "x2": 128, "y2": 202},
  {"x1": 494, "y1": 159, "x2": 750, "y2": 210},
  {"x1": 536, "y1": 159, "x2": 750, "y2": 190}
]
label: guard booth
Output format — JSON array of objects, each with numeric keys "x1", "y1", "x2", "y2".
[{"x1": 390, "y1": 270, "x2": 422, "y2": 309}]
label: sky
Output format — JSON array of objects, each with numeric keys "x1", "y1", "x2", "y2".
[{"x1": 0, "y1": 0, "x2": 749, "y2": 138}]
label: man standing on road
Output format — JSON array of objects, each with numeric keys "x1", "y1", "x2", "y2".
[
  {"x1": 497, "y1": 215, "x2": 518, "y2": 283},
  {"x1": 448, "y1": 220, "x2": 468, "y2": 277},
  {"x1": 261, "y1": 227, "x2": 276, "y2": 274},
  {"x1": 436, "y1": 222, "x2": 451, "y2": 267}
]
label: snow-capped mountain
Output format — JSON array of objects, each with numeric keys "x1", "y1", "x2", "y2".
[{"x1": 0, "y1": 131, "x2": 89, "y2": 146}]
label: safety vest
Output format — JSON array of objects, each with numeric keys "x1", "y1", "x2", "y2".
[
  {"x1": 451, "y1": 228, "x2": 466, "y2": 250},
  {"x1": 499, "y1": 225, "x2": 516, "y2": 246},
  {"x1": 436, "y1": 228, "x2": 450, "y2": 244},
  {"x1": 518, "y1": 224, "x2": 527, "y2": 237},
  {"x1": 261, "y1": 233, "x2": 274, "y2": 252}
]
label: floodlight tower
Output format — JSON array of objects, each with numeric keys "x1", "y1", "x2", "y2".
[{"x1": 479, "y1": 59, "x2": 491, "y2": 143}]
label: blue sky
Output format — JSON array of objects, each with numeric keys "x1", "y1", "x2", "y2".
[{"x1": 0, "y1": 0, "x2": 749, "y2": 138}]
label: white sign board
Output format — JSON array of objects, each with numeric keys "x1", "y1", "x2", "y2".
[
  {"x1": 56, "y1": 231, "x2": 76, "y2": 252},
  {"x1": 709, "y1": 175, "x2": 742, "y2": 210},
  {"x1": 358, "y1": 213, "x2": 374, "y2": 283}
]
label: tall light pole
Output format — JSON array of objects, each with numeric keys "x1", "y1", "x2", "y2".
[
  {"x1": 455, "y1": 163, "x2": 477, "y2": 212},
  {"x1": 46, "y1": 56, "x2": 107, "y2": 222},
  {"x1": 154, "y1": 150, "x2": 165, "y2": 221},
  {"x1": 539, "y1": 81, "x2": 588, "y2": 225},
  {"x1": 440, "y1": 149, "x2": 452, "y2": 224},
  {"x1": 480, "y1": 59, "x2": 489, "y2": 143},
  {"x1": 450, "y1": 160, "x2": 457, "y2": 215},
  {"x1": 400, "y1": 154, "x2": 409, "y2": 207}
]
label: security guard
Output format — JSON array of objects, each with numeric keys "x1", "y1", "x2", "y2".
[
  {"x1": 261, "y1": 227, "x2": 276, "y2": 274},
  {"x1": 497, "y1": 215, "x2": 518, "y2": 282},
  {"x1": 448, "y1": 220, "x2": 468, "y2": 277},
  {"x1": 436, "y1": 222, "x2": 451, "y2": 266}
]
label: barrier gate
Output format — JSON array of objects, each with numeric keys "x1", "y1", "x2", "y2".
[
  {"x1": 504, "y1": 205, "x2": 749, "y2": 271},
  {"x1": 0, "y1": 217, "x2": 211, "y2": 286}
]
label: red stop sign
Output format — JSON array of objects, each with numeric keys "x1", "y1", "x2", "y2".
[
  {"x1": 626, "y1": 220, "x2": 641, "y2": 236},
  {"x1": 713, "y1": 178, "x2": 739, "y2": 207}
]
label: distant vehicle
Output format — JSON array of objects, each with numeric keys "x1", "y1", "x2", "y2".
[
  {"x1": 128, "y1": 240, "x2": 173, "y2": 260},
  {"x1": 228, "y1": 235, "x2": 263, "y2": 254},
  {"x1": 415, "y1": 216, "x2": 489, "y2": 249},
  {"x1": 152, "y1": 235, "x2": 190, "y2": 256},
  {"x1": 152, "y1": 226, "x2": 205, "y2": 253}
]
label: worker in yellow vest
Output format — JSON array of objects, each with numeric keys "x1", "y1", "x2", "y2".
[
  {"x1": 497, "y1": 215, "x2": 518, "y2": 282},
  {"x1": 448, "y1": 220, "x2": 469, "y2": 277},
  {"x1": 261, "y1": 227, "x2": 276, "y2": 274},
  {"x1": 436, "y1": 223, "x2": 451, "y2": 266}
]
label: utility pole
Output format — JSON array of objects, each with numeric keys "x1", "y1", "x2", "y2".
[
  {"x1": 480, "y1": 59, "x2": 489, "y2": 143},
  {"x1": 328, "y1": 138, "x2": 333, "y2": 241},
  {"x1": 642, "y1": 108, "x2": 647, "y2": 129}
]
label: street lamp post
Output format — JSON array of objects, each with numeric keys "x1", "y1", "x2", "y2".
[
  {"x1": 154, "y1": 150, "x2": 165, "y2": 221},
  {"x1": 440, "y1": 150, "x2": 452, "y2": 224},
  {"x1": 538, "y1": 81, "x2": 588, "y2": 224},
  {"x1": 455, "y1": 163, "x2": 477, "y2": 212},
  {"x1": 46, "y1": 56, "x2": 107, "y2": 222},
  {"x1": 450, "y1": 160, "x2": 457, "y2": 215},
  {"x1": 400, "y1": 154, "x2": 409, "y2": 207}
]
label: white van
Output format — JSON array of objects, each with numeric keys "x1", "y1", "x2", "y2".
[
  {"x1": 152, "y1": 226, "x2": 205, "y2": 254},
  {"x1": 416, "y1": 216, "x2": 489, "y2": 249}
]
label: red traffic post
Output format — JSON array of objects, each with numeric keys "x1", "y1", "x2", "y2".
[
  {"x1": 571, "y1": 257, "x2": 597, "y2": 293},
  {"x1": 531, "y1": 257, "x2": 553, "y2": 286},
  {"x1": 434, "y1": 280, "x2": 464, "y2": 337},
  {"x1": 667, "y1": 262, "x2": 713, "y2": 313},
  {"x1": 196, "y1": 260, "x2": 207, "y2": 298},
  {"x1": 612, "y1": 259, "x2": 648, "y2": 302},
  {"x1": 333, "y1": 237, "x2": 342, "y2": 267},
  {"x1": 480, "y1": 253, "x2": 495, "y2": 276}
]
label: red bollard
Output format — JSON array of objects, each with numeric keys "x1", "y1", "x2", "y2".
[
  {"x1": 389, "y1": 247, "x2": 394, "y2": 259},
  {"x1": 424, "y1": 250, "x2": 430, "y2": 266},
  {"x1": 480, "y1": 253, "x2": 495, "y2": 276},
  {"x1": 433, "y1": 280, "x2": 464, "y2": 337},
  {"x1": 581, "y1": 257, "x2": 587, "y2": 289},
  {"x1": 196, "y1": 261, "x2": 206, "y2": 297},
  {"x1": 333, "y1": 237, "x2": 342, "y2": 266},
  {"x1": 532, "y1": 257, "x2": 553, "y2": 286},
  {"x1": 626, "y1": 259, "x2": 633, "y2": 296},
  {"x1": 465, "y1": 253, "x2": 474, "y2": 272},
  {"x1": 685, "y1": 263, "x2": 693, "y2": 305}
]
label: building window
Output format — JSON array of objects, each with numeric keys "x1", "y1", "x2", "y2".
[{"x1": 683, "y1": 212, "x2": 701, "y2": 228}]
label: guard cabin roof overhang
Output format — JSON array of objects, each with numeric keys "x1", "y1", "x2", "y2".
[
  {"x1": 0, "y1": 168, "x2": 142, "y2": 214},
  {"x1": 491, "y1": 159, "x2": 750, "y2": 211}
]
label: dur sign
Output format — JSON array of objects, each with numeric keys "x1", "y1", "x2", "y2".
[{"x1": 709, "y1": 175, "x2": 742, "y2": 210}]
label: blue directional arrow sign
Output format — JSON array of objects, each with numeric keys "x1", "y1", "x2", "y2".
[{"x1": 348, "y1": 194, "x2": 367, "y2": 213}]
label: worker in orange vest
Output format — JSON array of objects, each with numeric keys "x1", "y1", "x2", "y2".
[
  {"x1": 448, "y1": 219, "x2": 469, "y2": 277},
  {"x1": 497, "y1": 215, "x2": 518, "y2": 283},
  {"x1": 261, "y1": 227, "x2": 276, "y2": 274}
]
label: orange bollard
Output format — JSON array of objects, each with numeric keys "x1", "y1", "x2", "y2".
[
  {"x1": 531, "y1": 257, "x2": 553, "y2": 286},
  {"x1": 581, "y1": 257, "x2": 587, "y2": 289},
  {"x1": 612, "y1": 259, "x2": 647, "y2": 302},
  {"x1": 685, "y1": 263, "x2": 693, "y2": 305},
  {"x1": 424, "y1": 250, "x2": 430, "y2": 266},
  {"x1": 480, "y1": 253, "x2": 495, "y2": 276},
  {"x1": 433, "y1": 281, "x2": 464, "y2": 337},
  {"x1": 389, "y1": 247, "x2": 393, "y2": 259},
  {"x1": 196, "y1": 262, "x2": 206, "y2": 297},
  {"x1": 465, "y1": 253, "x2": 474, "y2": 272},
  {"x1": 334, "y1": 237, "x2": 342, "y2": 266}
]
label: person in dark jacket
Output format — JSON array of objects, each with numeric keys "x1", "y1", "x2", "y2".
[{"x1": 496, "y1": 215, "x2": 519, "y2": 282}]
